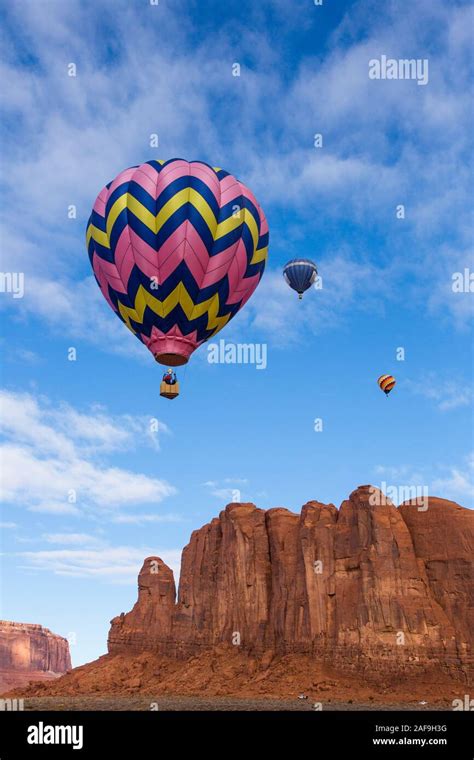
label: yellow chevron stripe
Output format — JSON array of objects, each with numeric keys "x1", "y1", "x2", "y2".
[
  {"x1": 215, "y1": 207, "x2": 259, "y2": 251},
  {"x1": 251, "y1": 245, "x2": 268, "y2": 265},
  {"x1": 155, "y1": 188, "x2": 189, "y2": 233},
  {"x1": 188, "y1": 188, "x2": 217, "y2": 236},
  {"x1": 105, "y1": 188, "x2": 219, "y2": 239},
  {"x1": 215, "y1": 212, "x2": 242, "y2": 238},
  {"x1": 172, "y1": 283, "x2": 230, "y2": 333},
  {"x1": 106, "y1": 194, "x2": 133, "y2": 241},
  {"x1": 153, "y1": 187, "x2": 217, "y2": 236},
  {"x1": 117, "y1": 283, "x2": 232, "y2": 334},
  {"x1": 91, "y1": 185, "x2": 266, "y2": 278},
  {"x1": 243, "y1": 207, "x2": 259, "y2": 250},
  {"x1": 86, "y1": 223, "x2": 110, "y2": 250}
]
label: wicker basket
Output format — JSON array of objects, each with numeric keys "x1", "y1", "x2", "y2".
[{"x1": 160, "y1": 381, "x2": 180, "y2": 400}]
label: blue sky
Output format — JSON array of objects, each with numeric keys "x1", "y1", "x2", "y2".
[{"x1": 0, "y1": 0, "x2": 473, "y2": 666}]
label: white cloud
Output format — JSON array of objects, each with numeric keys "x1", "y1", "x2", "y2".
[
  {"x1": 112, "y1": 513, "x2": 184, "y2": 525},
  {"x1": 8, "y1": 274, "x2": 149, "y2": 362},
  {"x1": 375, "y1": 453, "x2": 474, "y2": 506},
  {"x1": 1, "y1": 390, "x2": 76, "y2": 460},
  {"x1": 0, "y1": 0, "x2": 472, "y2": 354},
  {"x1": 405, "y1": 375, "x2": 474, "y2": 411},
  {"x1": 373, "y1": 465, "x2": 426, "y2": 486},
  {"x1": 28, "y1": 499, "x2": 81, "y2": 516},
  {"x1": 202, "y1": 478, "x2": 248, "y2": 487},
  {"x1": 42, "y1": 533, "x2": 104, "y2": 546},
  {"x1": 202, "y1": 478, "x2": 249, "y2": 501},
  {"x1": 210, "y1": 488, "x2": 238, "y2": 501},
  {"x1": 232, "y1": 253, "x2": 389, "y2": 346},
  {"x1": 16, "y1": 545, "x2": 182, "y2": 585},
  {"x1": 0, "y1": 388, "x2": 169, "y2": 457},
  {"x1": 0, "y1": 389, "x2": 175, "y2": 516},
  {"x1": 14, "y1": 349, "x2": 40, "y2": 364},
  {"x1": 432, "y1": 453, "x2": 474, "y2": 501}
]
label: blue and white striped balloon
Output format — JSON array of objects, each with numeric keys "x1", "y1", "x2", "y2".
[{"x1": 283, "y1": 258, "x2": 318, "y2": 299}]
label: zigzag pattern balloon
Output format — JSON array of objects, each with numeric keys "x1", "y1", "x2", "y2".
[{"x1": 86, "y1": 158, "x2": 269, "y2": 365}]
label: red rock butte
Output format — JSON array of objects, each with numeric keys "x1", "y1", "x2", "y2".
[
  {"x1": 106, "y1": 487, "x2": 473, "y2": 680},
  {"x1": 6, "y1": 486, "x2": 473, "y2": 700}
]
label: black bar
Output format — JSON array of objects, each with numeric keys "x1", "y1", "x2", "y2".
[{"x1": 0, "y1": 710, "x2": 472, "y2": 757}]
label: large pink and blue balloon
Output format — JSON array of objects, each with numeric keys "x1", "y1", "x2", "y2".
[{"x1": 86, "y1": 158, "x2": 269, "y2": 365}]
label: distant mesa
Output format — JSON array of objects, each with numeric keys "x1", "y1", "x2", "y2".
[{"x1": 0, "y1": 621, "x2": 71, "y2": 693}]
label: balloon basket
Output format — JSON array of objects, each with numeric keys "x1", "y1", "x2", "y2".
[{"x1": 160, "y1": 381, "x2": 180, "y2": 400}]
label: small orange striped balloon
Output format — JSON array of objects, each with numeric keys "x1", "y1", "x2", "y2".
[{"x1": 378, "y1": 374, "x2": 396, "y2": 395}]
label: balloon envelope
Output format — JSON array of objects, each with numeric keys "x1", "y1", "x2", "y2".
[
  {"x1": 87, "y1": 158, "x2": 269, "y2": 365},
  {"x1": 378, "y1": 374, "x2": 396, "y2": 395},
  {"x1": 283, "y1": 258, "x2": 317, "y2": 298}
]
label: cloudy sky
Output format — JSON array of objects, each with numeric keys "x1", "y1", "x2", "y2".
[{"x1": 1, "y1": 0, "x2": 473, "y2": 665}]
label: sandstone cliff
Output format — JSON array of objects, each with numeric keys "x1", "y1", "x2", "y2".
[
  {"x1": 108, "y1": 486, "x2": 473, "y2": 680},
  {"x1": 0, "y1": 621, "x2": 71, "y2": 692}
]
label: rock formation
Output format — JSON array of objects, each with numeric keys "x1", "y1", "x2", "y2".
[
  {"x1": 108, "y1": 486, "x2": 473, "y2": 681},
  {"x1": 0, "y1": 621, "x2": 71, "y2": 692}
]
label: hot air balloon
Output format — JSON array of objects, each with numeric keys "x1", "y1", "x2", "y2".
[
  {"x1": 378, "y1": 374, "x2": 396, "y2": 396},
  {"x1": 86, "y1": 158, "x2": 269, "y2": 375},
  {"x1": 283, "y1": 258, "x2": 317, "y2": 299}
]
